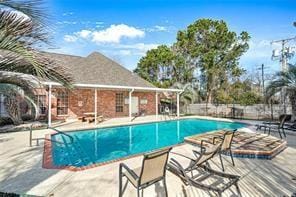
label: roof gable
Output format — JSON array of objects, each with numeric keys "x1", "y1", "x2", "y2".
[{"x1": 44, "y1": 51, "x2": 155, "y2": 88}]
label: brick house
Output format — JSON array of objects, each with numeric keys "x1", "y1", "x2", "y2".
[{"x1": 34, "y1": 51, "x2": 181, "y2": 126}]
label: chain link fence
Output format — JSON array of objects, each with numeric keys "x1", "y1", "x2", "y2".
[{"x1": 186, "y1": 103, "x2": 292, "y2": 120}]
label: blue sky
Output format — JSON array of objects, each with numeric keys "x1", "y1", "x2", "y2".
[{"x1": 46, "y1": 0, "x2": 296, "y2": 75}]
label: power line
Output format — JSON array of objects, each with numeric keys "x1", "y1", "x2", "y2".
[
  {"x1": 271, "y1": 36, "x2": 296, "y2": 72},
  {"x1": 271, "y1": 36, "x2": 296, "y2": 113}
]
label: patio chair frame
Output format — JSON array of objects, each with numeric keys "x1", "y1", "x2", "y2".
[
  {"x1": 211, "y1": 130, "x2": 236, "y2": 171},
  {"x1": 256, "y1": 114, "x2": 290, "y2": 138},
  {"x1": 262, "y1": 115, "x2": 287, "y2": 139},
  {"x1": 171, "y1": 139, "x2": 222, "y2": 175},
  {"x1": 167, "y1": 158, "x2": 241, "y2": 197},
  {"x1": 119, "y1": 147, "x2": 172, "y2": 197}
]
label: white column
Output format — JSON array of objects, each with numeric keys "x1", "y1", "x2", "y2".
[
  {"x1": 94, "y1": 88, "x2": 97, "y2": 124},
  {"x1": 129, "y1": 89, "x2": 134, "y2": 121},
  {"x1": 155, "y1": 92, "x2": 158, "y2": 120},
  {"x1": 177, "y1": 93, "x2": 180, "y2": 118},
  {"x1": 48, "y1": 84, "x2": 52, "y2": 127}
]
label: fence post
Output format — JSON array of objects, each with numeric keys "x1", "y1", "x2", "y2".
[{"x1": 29, "y1": 124, "x2": 33, "y2": 147}]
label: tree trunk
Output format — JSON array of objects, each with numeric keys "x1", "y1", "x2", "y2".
[
  {"x1": 206, "y1": 89, "x2": 212, "y2": 116},
  {"x1": 4, "y1": 96, "x2": 23, "y2": 125}
]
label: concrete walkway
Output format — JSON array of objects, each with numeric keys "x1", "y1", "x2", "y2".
[{"x1": 0, "y1": 116, "x2": 295, "y2": 196}]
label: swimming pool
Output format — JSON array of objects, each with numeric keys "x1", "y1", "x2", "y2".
[{"x1": 50, "y1": 118, "x2": 245, "y2": 168}]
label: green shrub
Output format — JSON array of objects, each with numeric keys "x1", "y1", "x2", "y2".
[
  {"x1": 0, "y1": 117, "x2": 13, "y2": 126},
  {"x1": 0, "y1": 191, "x2": 19, "y2": 197},
  {"x1": 21, "y1": 114, "x2": 34, "y2": 121}
]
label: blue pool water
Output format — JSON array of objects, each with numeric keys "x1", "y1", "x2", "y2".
[{"x1": 51, "y1": 119, "x2": 245, "y2": 167}]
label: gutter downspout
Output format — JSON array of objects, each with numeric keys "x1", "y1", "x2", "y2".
[{"x1": 129, "y1": 89, "x2": 135, "y2": 121}]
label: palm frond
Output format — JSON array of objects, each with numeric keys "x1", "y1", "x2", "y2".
[
  {"x1": 0, "y1": 0, "x2": 48, "y2": 27},
  {"x1": 0, "y1": 71, "x2": 43, "y2": 120},
  {"x1": 0, "y1": 71, "x2": 39, "y2": 96},
  {"x1": 0, "y1": 12, "x2": 73, "y2": 86},
  {"x1": 265, "y1": 66, "x2": 296, "y2": 99},
  {"x1": 0, "y1": 1, "x2": 72, "y2": 86},
  {"x1": 0, "y1": 50, "x2": 74, "y2": 87}
]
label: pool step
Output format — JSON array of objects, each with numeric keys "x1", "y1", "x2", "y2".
[{"x1": 72, "y1": 135, "x2": 96, "y2": 165}]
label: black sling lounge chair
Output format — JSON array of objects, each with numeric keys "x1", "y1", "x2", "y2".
[
  {"x1": 167, "y1": 158, "x2": 241, "y2": 197},
  {"x1": 256, "y1": 114, "x2": 291, "y2": 132},
  {"x1": 119, "y1": 147, "x2": 172, "y2": 197},
  {"x1": 211, "y1": 130, "x2": 236, "y2": 171},
  {"x1": 257, "y1": 115, "x2": 288, "y2": 139}
]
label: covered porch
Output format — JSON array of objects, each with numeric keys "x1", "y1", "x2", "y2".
[{"x1": 44, "y1": 82, "x2": 183, "y2": 127}]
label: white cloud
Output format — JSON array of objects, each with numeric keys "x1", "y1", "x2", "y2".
[
  {"x1": 119, "y1": 50, "x2": 132, "y2": 56},
  {"x1": 57, "y1": 21, "x2": 77, "y2": 25},
  {"x1": 91, "y1": 24, "x2": 145, "y2": 43},
  {"x1": 75, "y1": 30, "x2": 92, "y2": 39},
  {"x1": 117, "y1": 43, "x2": 159, "y2": 55},
  {"x1": 64, "y1": 35, "x2": 78, "y2": 42},
  {"x1": 146, "y1": 25, "x2": 171, "y2": 32},
  {"x1": 100, "y1": 43, "x2": 160, "y2": 57},
  {"x1": 242, "y1": 39, "x2": 286, "y2": 60},
  {"x1": 154, "y1": 25, "x2": 167, "y2": 32},
  {"x1": 62, "y1": 12, "x2": 74, "y2": 16},
  {"x1": 66, "y1": 24, "x2": 145, "y2": 44}
]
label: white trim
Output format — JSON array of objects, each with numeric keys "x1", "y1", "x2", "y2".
[
  {"x1": 48, "y1": 84, "x2": 52, "y2": 127},
  {"x1": 129, "y1": 89, "x2": 134, "y2": 121},
  {"x1": 43, "y1": 82, "x2": 182, "y2": 93}
]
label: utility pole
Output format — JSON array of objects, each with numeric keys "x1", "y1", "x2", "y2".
[
  {"x1": 256, "y1": 64, "x2": 268, "y2": 114},
  {"x1": 256, "y1": 64, "x2": 268, "y2": 97},
  {"x1": 271, "y1": 36, "x2": 296, "y2": 72},
  {"x1": 271, "y1": 36, "x2": 296, "y2": 114},
  {"x1": 261, "y1": 64, "x2": 265, "y2": 95}
]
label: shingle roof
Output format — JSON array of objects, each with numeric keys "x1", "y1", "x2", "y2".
[{"x1": 43, "y1": 51, "x2": 155, "y2": 88}]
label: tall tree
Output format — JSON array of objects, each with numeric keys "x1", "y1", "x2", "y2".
[
  {"x1": 175, "y1": 19, "x2": 250, "y2": 105},
  {"x1": 135, "y1": 45, "x2": 184, "y2": 88}
]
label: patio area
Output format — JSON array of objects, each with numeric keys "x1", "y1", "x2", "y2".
[
  {"x1": 0, "y1": 116, "x2": 296, "y2": 196},
  {"x1": 185, "y1": 130, "x2": 287, "y2": 159}
]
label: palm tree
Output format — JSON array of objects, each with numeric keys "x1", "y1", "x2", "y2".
[
  {"x1": 0, "y1": 0, "x2": 72, "y2": 85},
  {"x1": 0, "y1": 0, "x2": 72, "y2": 124},
  {"x1": 266, "y1": 66, "x2": 296, "y2": 120},
  {"x1": 171, "y1": 82, "x2": 198, "y2": 114}
]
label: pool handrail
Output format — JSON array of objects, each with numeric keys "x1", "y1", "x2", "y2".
[
  {"x1": 29, "y1": 125, "x2": 74, "y2": 146},
  {"x1": 49, "y1": 127, "x2": 74, "y2": 143}
]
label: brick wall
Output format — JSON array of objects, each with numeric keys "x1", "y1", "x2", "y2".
[{"x1": 36, "y1": 88, "x2": 158, "y2": 120}]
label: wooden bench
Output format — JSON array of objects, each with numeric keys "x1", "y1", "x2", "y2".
[{"x1": 78, "y1": 115, "x2": 104, "y2": 123}]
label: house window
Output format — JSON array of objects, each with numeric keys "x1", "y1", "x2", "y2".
[
  {"x1": 115, "y1": 93, "x2": 124, "y2": 112},
  {"x1": 37, "y1": 95, "x2": 47, "y2": 115},
  {"x1": 57, "y1": 91, "x2": 69, "y2": 115}
]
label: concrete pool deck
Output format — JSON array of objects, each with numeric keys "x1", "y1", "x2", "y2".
[{"x1": 0, "y1": 116, "x2": 296, "y2": 196}]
